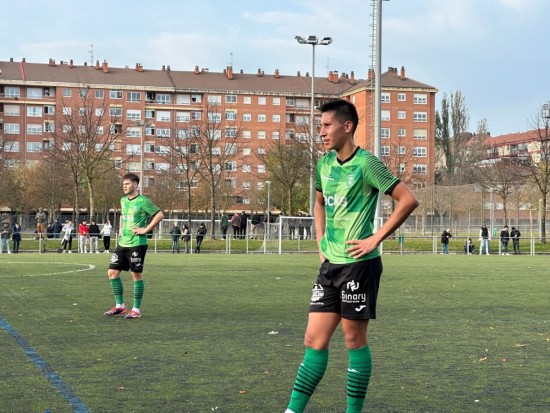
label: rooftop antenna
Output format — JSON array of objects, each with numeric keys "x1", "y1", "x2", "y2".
[
  {"x1": 229, "y1": 51, "x2": 233, "y2": 67},
  {"x1": 89, "y1": 44, "x2": 94, "y2": 66},
  {"x1": 324, "y1": 57, "x2": 330, "y2": 75}
]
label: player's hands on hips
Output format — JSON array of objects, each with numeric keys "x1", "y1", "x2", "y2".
[
  {"x1": 132, "y1": 226, "x2": 147, "y2": 235},
  {"x1": 345, "y1": 238, "x2": 379, "y2": 259}
]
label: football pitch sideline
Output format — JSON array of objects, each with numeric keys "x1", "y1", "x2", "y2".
[{"x1": 0, "y1": 253, "x2": 548, "y2": 412}]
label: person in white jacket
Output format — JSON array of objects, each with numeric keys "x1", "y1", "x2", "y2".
[{"x1": 100, "y1": 220, "x2": 112, "y2": 253}]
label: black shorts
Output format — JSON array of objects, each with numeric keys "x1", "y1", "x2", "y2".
[
  {"x1": 309, "y1": 257, "x2": 383, "y2": 320},
  {"x1": 108, "y1": 245, "x2": 148, "y2": 273}
]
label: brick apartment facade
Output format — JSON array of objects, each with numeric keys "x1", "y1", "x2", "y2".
[{"x1": 0, "y1": 58, "x2": 437, "y2": 212}]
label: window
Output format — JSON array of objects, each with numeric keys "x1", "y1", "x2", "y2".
[
  {"x1": 208, "y1": 130, "x2": 221, "y2": 140},
  {"x1": 242, "y1": 130, "x2": 251, "y2": 139},
  {"x1": 79, "y1": 108, "x2": 86, "y2": 116},
  {"x1": 155, "y1": 145, "x2": 170, "y2": 155},
  {"x1": 413, "y1": 112, "x2": 427, "y2": 122},
  {"x1": 413, "y1": 129, "x2": 428, "y2": 140},
  {"x1": 257, "y1": 164, "x2": 265, "y2": 174},
  {"x1": 413, "y1": 147, "x2": 427, "y2": 157},
  {"x1": 156, "y1": 162, "x2": 170, "y2": 171},
  {"x1": 381, "y1": 93, "x2": 390, "y2": 103},
  {"x1": 286, "y1": 98, "x2": 295, "y2": 107},
  {"x1": 96, "y1": 126, "x2": 104, "y2": 134},
  {"x1": 4, "y1": 87, "x2": 20, "y2": 97},
  {"x1": 258, "y1": 148, "x2": 266, "y2": 156},
  {"x1": 225, "y1": 127, "x2": 238, "y2": 138},
  {"x1": 381, "y1": 146, "x2": 390, "y2": 156},
  {"x1": 144, "y1": 143, "x2": 155, "y2": 153},
  {"x1": 127, "y1": 91, "x2": 141, "y2": 102},
  {"x1": 191, "y1": 111, "x2": 201, "y2": 120},
  {"x1": 114, "y1": 159, "x2": 122, "y2": 169},
  {"x1": 272, "y1": 114, "x2": 281, "y2": 123},
  {"x1": 191, "y1": 94, "x2": 202, "y2": 103},
  {"x1": 44, "y1": 105, "x2": 55, "y2": 115},
  {"x1": 258, "y1": 96, "x2": 266, "y2": 105},
  {"x1": 226, "y1": 94, "x2": 237, "y2": 103},
  {"x1": 399, "y1": 163, "x2": 406, "y2": 173},
  {"x1": 398, "y1": 93, "x2": 406, "y2": 102},
  {"x1": 272, "y1": 131, "x2": 280, "y2": 140},
  {"x1": 79, "y1": 89, "x2": 87, "y2": 98},
  {"x1": 398, "y1": 111, "x2": 406, "y2": 119},
  {"x1": 258, "y1": 114, "x2": 266, "y2": 122},
  {"x1": 126, "y1": 127, "x2": 141, "y2": 137},
  {"x1": 242, "y1": 181, "x2": 251, "y2": 189},
  {"x1": 27, "y1": 106, "x2": 42, "y2": 117},
  {"x1": 156, "y1": 128, "x2": 170, "y2": 138},
  {"x1": 208, "y1": 112, "x2": 222, "y2": 123},
  {"x1": 110, "y1": 90, "x2": 123, "y2": 99},
  {"x1": 176, "y1": 94, "x2": 191, "y2": 105},
  {"x1": 413, "y1": 94, "x2": 427, "y2": 104},
  {"x1": 381, "y1": 110, "x2": 390, "y2": 121},
  {"x1": 212, "y1": 147, "x2": 222, "y2": 155},
  {"x1": 243, "y1": 96, "x2": 252, "y2": 105},
  {"x1": 225, "y1": 143, "x2": 237, "y2": 155},
  {"x1": 273, "y1": 97, "x2": 281, "y2": 106},
  {"x1": 95, "y1": 90, "x2": 104, "y2": 99},
  {"x1": 27, "y1": 124, "x2": 42, "y2": 135},
  {"x1": 413, "y1": 164, "x2": 427, "y2": 174},
  {"x1": 207, "y1": 95, "x2": 222, "y2": 105},
  {"x1": 145, "y1": 127, "x2": 155, "y2": 136},
  {"x1": 226, "y1": 111, "x2": 237, "y2": 121},
  {"x1": 95, "y1": 108, "x2": 104, "y2": 117},
  {"x1": 398, "y1": 128, "x2": 406, "y2": 137},
  {"x1": 63, "y1": 88, "x2": 71, "y2": 97},
  {"x1": 109, "y1": 107, "x2": 122, "y2": 117},
  {"x1": 156, "y1": 111, "x2": 170, "y2": 122},
  {"x1": 27, "y1": 142, "x2": 43, "y2": 152},
  {"x1": 398, "y1": 146, "x2": 406, "y2": 155},
  {"x1": 156, "y1": 94, "x2": 171, "y2": 104},
  {"x1": 144, "y1": 160, "x2": 155, "y2": 171},
  {"x1": 126, "y1": 144, "x2": 141, "y2": 155},
  {"x1": 176, "y1": 112, "x2": 190, "y2": 122},
  {"x1": 4, "y1": 141, "x2": 20, "y2": 152},
  {"x1": 4, "y1": 105, "x2": 20, "y2": 116},
  {"x1": 242, "y1": 164, "x2": 251, "y2": 173},
  {"x1": 243, "y1": 113, "x2": 252, "y2": 122},
  {"x1": 257, "y1": 131, "x2": 266, "y2": 140},
  {"x1": 243, "y1": 148, "x2": 251, "y2": 156},
  {"x1": 225, "y1": 161, "x2": 237, "y2": 171},
  {"x1": 128, "y1": 162, "x2": 140, "y2": 172},
  {"x1": 44, "y1": 121, "x2": 54, "y2": 132},
  {"x1": 381, "y1": 128, "x2": 390, "y2": 138},
  {"x1": 28, "y1": 88, "x2": 43, "y2": 99},
  {"x1": 4, "y1": 124, "x2": 20, "y2": 134}
]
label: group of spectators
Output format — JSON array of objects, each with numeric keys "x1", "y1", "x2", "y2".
[{"x1": 441, "y1": 224, "x2": 522, "y2": 255}]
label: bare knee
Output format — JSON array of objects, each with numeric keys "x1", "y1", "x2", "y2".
[{"x1": 107, "y1": 269, "x2": 120, "y2": 279}]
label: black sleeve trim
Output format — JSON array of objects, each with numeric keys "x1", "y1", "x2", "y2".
[{"x1": 384, "y1": 179, "x2": 401, "y2": 195}]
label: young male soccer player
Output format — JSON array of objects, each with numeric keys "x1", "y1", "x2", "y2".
[
  {"x1": 104, "y1": 173, "x2": 164, "y2": 319},
  {"x1": 285, "y1": 100, "x2": 419, "y2": 413}
]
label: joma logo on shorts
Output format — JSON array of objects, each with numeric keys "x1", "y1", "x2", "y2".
[{"x1": 324, "y1": 194, "x2": 348, "y2": 207}]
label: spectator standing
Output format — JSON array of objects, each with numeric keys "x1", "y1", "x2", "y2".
[
  {"x1": 1, "y1": 222, "x2": 12, "y2": 254},
  {"x1": 100, "y1": 220, "x2": 112, "y2": 253},
  {"x1": 500, "y1": 225, "x2": 510, "y2": 255},
  {"x1": 479, "y1": 224, "x2": 490, "y2": 255},
  {"x1": 170, "y1": 222, "x2": 182, "y2": 254},
  {"x1": 230, "y1": 213, "x2": 241, "y2": 239},
  {"x1": 12, "y1": 222, "x2": 22, "y2": 253},
  {"x1": 195, "y1": 223, "x2": 207, "y2": 253},
  {"x1": 182, "y1": 224, "x2": 191, "y2": 253},
  {"x1": 79, "y1": 220, "x2": 89, "y2": 254},
  {"x1": 441, "y1": 228, "x2": 452, "y2": 254},
  {"x1": 35, "y1": 208, "x2": 47, "y2": 240},
  {"x1": 46, "y1": 222, "x2": 55, "y2": 239},
  {"x1": 220, "y1": 213, "x2": 229, "y2": 240},
  {"x1": 60, "y1": 220, "x2": 74, "y2": 253},
  {"x1": 250, "y1": 211, "x2": 261, "y2": 239},
  {"x1": 464, "y1": 237, "x2": 475, "y2": 254},
  {"x1": 511, "y1": 226, "x2": 521, "y2": 255},
  {"x1": 53, "y1": 219, "x2": 63, "y2": 239},
  {"x1": 288, "y1": 216, "x2": 297, "y2": 240},
  {"x1": 240, "y1": 211, "x2": 248, "y2": 239},
  {"x1": 88, "y1": 220, "x2": 101, "y2": 253}
]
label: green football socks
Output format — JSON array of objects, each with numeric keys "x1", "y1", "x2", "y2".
[
  {"x1": 110, "y1": 277, "x2": 124, "y2": 306},
  {"x1": 133, "y1": 280, "x2": 144, "y2": 309},
  {"x1": 287, "y1": 347, "x2": 329, "y2": 413},
  {"x1": 346, "y1": 345, "x2": 373, "y2": 413}
]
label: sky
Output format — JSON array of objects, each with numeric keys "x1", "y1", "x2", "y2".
[{"x1": 2, "y1": 0, "x2": 549, "y2": 136}]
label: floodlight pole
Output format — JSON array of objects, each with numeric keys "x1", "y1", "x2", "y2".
[{"x1": 295, "y1": 35, "x2": 332, "y2": 216}]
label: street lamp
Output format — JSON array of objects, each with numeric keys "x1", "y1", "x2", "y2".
[
  {"x1": 137, "y1": 120, "x2": 150, "y2": 192},
  {"x1": 295, "y1": 35, "x2": 332, "y2": 216},
  {"x1": 266, "y1": 180, "x2": 271, "y2": 241}
]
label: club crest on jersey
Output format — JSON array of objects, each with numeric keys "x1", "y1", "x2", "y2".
[{"x1": 346, "y1": 174, "x2": 354, "y2": 188}]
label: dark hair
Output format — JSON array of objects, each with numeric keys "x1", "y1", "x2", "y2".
[
  {"x1": 319, "y1": 99, "x2": 359, "y2": 135},
  {"x1": 122, "y1": 173, "x2": 140, "y2": 185}
]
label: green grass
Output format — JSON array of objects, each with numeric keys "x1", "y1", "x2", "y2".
[{"x1": 0, "y1": 254, "x2": 548, "y2": 412}]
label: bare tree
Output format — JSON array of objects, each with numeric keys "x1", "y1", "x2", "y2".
[
  {"x1": 45, "y1": 86, "x2": 128, "y2": 221},
  {"x1": 525, "y1": 111, "x2": 550, "y2": 242}
]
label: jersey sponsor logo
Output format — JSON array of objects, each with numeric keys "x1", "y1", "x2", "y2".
[
  {"x1": 346, "y1": 281, "x2": 359, "y2": 291},
  {"x1": 341, "y1": 291, "x2": 366, "y2": 304},
  {"x1": 324, "y1": 194, "x2": 348, "y2": 207},
  {"x1": 322, "y1": 174, "x2": 335, "y2": 181}
]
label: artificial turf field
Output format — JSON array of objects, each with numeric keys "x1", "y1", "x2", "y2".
[{"x1": 0, "y1": 253, "x2": 548, "y2": 413}]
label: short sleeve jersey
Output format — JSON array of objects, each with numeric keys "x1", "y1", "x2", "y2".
[
  {"x1": 119, "y1": 194, "x2": 160, "y2": 247},
  {"x1": 315, "y1": 147, "x2": 399, "y2": 264}
]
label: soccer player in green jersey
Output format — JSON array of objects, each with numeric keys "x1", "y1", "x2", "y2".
[
  {"x1": 104, "y1": 173, "x2": 164, "y2": 319},
  {"x1": 285, "y1": 100, "x2": 419, "y2": 413}
]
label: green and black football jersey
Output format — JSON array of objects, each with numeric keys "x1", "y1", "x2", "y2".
[
  {"x1": 315, "y1": 147, "x2": 399, "y2": 264},
  {"x1": 119, "y1": 194, "x2": 160, "y2": 247}
]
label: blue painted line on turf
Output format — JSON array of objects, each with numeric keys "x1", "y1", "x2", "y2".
[{"x1": 0, "y1": 315, "x2": 91, "y2": 413}]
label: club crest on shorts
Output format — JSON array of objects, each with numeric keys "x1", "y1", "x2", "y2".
[
  {"x1": 110, "y1": 254, "x2": 118, "y2": 263},
  {"x1": 310, "y1": 284, "x2": 324, "y2": 302}
]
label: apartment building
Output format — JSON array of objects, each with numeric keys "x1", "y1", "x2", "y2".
[{"x1": 0, "y1": 58, "x2": 437, "y2": 211}]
